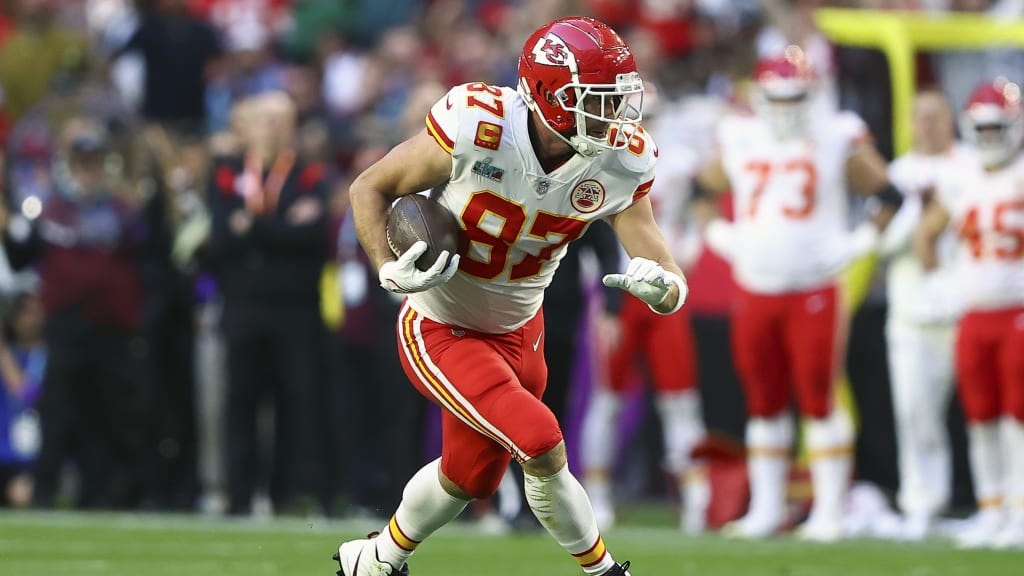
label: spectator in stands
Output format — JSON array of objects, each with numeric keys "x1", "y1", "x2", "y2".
[
  {"x1": 0, "y1": 0, "x2": 88, "y2": 123},
  {"x1": 114, "y1": 0, "x2": 222, "y2": 134},
  {"x1": 0, "y1": 289, "x2": 46, "y2": 508},
  {"x1": 206, "y1": 91, "x2": 330, "y2": 516},
  {"x1": 4, "y1": 118, "x2": 149, "y2": 509},
  {"x1": 135, "y1": 125, "x2": 210, "y2": 510}
]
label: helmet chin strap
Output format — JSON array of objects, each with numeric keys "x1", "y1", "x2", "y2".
[
  {"x1": 569, "y1": 134, "x2": 605, "y2": 157},
  {"x1": 538, "y1": 110, "x2": 607, "y2": 157}
]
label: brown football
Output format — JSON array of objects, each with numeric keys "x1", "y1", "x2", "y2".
[{"x1": 386, "y1": 194, "x2": 461, "y2": 271}]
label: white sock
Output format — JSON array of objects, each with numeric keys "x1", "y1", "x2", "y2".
[
  {"x1": 745, "y1": 414, "x2": 793, "y2": 524},
  {"x1": 655, "y1": 390, "x2": 706, "y2": 476},
  {"x1": 968, "y1": 421, "x2": 1004, "y2": 511},
  {"x1": 680, "y1": 466, "x2": 711, "y2": 534},
  {"x1": 805, "y1": 410, "x2": 854, "y2": 526},
  {"x1": 655, "y1": 390, "x2": 708, "y2": 532},
  {"x1": 375, "y1": 459, "x2": 470, "y2": 569},
  {"x1": 1000, "y1": 418, "x2": 1024, "y2": 516},
  {"x1": 584, "y1": 474, "x2": 613, "y2": 506},
  {"x1": 525, "y1": 464, "x2": 617, "y2": 576},
  {"x1": 581, "y1": 389, "x2": 622, "y2": 473}
]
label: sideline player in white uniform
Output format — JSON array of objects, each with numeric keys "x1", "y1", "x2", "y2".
[
  {"x1": 882, "y1": 90, "x2": 973, "y2": 540},
  {"x1": 695, "y1": 47, "x2": 899, "y2": 542},
  {"x1": 336, "y1": 17, "x2": 688, "y2": 576},
  {"x1": 916, "y1": 78, "x2": 1024, "y2": 550},
  {"x1": 581, "y1": 137, "x2": 709, "y2": 534}
]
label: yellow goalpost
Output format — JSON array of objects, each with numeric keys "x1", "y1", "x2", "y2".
[{"x1": 815, "y1": 9, "x2": 1024, "y2": 158}]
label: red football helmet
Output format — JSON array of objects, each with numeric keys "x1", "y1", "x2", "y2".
[
  {"x1": 961, "y1": 78, "x2": 1023, "y2": 168},
  {"x1": 751, "y1": 46, "x2": 815, "y2": 140},
  {"x1": 518, "y1": 16, "x2": 643, "y2": 157}
]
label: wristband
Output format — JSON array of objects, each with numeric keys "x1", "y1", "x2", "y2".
[
  {"x1": 650, "y1": 271, "x2": 688, "y2": 316},
  {"x1": 875, "y1": 182, "x2": 904, "y2": 211}
]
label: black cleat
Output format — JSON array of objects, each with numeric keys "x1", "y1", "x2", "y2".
[{"x1": 600, "y1": 561, "x2": 632, "y2": 576}]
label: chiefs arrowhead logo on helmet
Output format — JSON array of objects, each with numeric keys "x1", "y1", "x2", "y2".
[{"x1": 532, "y1": 34, "x2": 573, "y2": 67}]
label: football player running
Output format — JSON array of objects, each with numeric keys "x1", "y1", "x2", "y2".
[
  {"x1": 881, "y1": 90, "x2": 973, "y2": 540},
  {"x1": 337, "y1": 17, "x2": 687, "y2": 576},
  {"x1": 694, "y1": 47, "x2": 900, "y2": 542},
  {"x1": 915, "y1": 78, "x2": 1024, "y2": 550},
  {"x1": 581, "y1": 138, "x2": 708, "y2": 535}
]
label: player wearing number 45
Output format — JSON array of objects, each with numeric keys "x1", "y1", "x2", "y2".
[
  {"x1": 692, "y1": 46, "x2": 901, "y2": 542},
  {"x1": 915, "y1": 78, "x2": 1024, "y2": 550},
  {"x1": 336, "y1": 16, "x2": 686, "y2": 576}
]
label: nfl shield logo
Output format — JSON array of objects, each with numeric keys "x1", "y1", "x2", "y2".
[{"x1": 536, "y1": 179, "x2": 550, "y2": 196}]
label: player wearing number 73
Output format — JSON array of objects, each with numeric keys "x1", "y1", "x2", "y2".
[
  {"x1": 693, "y1": 47, "x2": 901, "y2": 542},
  {"x1": 335, "y1": 16, "x2": 685, "y2": 576}
]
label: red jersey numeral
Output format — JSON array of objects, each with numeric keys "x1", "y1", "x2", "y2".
[
  {"x1": 744, "y1": 159, "x2": 817, "y2": 219},
  {"x1": 961, "y1": 200, "x2": 1024, "y2": 261},
  {"x1": 458, "y1": 192, "x2": 588, "y2": 281},
  {"x1": 510, "y1": 210, "x2": 587, "y2": 281},
  {"x1": 466, "y1": 82, "x2": 505, "y2": 119},
  {"x1": 459, "y1": 191, "x2": 527, "y2": 280},
  {"x1": 608, "y1": 125, "x2": 648, "y2": 156}
]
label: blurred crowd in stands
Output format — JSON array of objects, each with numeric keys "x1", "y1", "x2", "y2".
[{"x1": 0, "y1": 0, "x2": 1021, "y2": 539}]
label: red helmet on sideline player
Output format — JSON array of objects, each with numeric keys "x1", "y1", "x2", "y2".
[
  {"x1": 961, "y1": 78, "x2": 1023, "y2": 168},
  {"x1": 751, "y1": 46, "x2": 815, "y2": 141},
  {"x1": 517, "y1": 16, "x2": 644, "y2": 157}
]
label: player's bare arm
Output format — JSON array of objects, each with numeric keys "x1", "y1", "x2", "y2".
[
  {"x1": 606, "y1": 196, "x2": 687, "y2": 314},
  {"x1": 349, "y1": 128, "x2": 453, "y2": 271},
  {"x1": 913, "y1": 198, "x2": 951, "y2": 271},
  {"x1": 688, "y1": 155, "x2": 730, "y2": 232},
  {"x1": 846, "y1": 141, "x2": 901, "y2": 229},
  {"x1": 695, "y1": 155, "x2": 731, "y2": 198}
]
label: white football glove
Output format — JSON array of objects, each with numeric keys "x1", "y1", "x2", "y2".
[
  {"x1": 602, "y1": 257, "x2": 688, "y2": 315},
  {"x1": 379, "y1": 241, "x2": 460, "y2": 294}
]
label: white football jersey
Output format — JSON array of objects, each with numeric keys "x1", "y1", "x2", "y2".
[
  {"x1": 717, "y1": 110, "x2": 870, "y2": 293},
  {"x1": 885, "y1": 144, "x2": 974, "y2": 323},
  {"x1": 936, "y1": 153, "x2": 1024, "y2": 311},
  {"x1": 408, "y1": 83, "x2": 657, "y2": 333}
]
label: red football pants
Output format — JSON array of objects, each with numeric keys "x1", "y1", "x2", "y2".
[
  {"x1": 606, "y1": 295, "x2": 697, "y2": 392},
  {"x1": 396, "y1": 301, "x2": 562, "y2": 499},
  {"x1": 731, "y1": 284, "x2": 843, "y2": 418},
  {"x1": 955, "y1": 307, "x2": 1024, "y2": 423}
]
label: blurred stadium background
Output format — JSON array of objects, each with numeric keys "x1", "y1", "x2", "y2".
[{"x1": 1, "y1": 0, "x2": 1023, "y2": 573}]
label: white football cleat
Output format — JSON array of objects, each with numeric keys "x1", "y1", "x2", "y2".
[
  {"x1": 992, "y1": 516, "x2": 1024, "y2": 550},
  {"x1": 721, "y1": 511, "x2": 784, "y2": 539},
  {"x1": 333, "y1": 535, "x2": 408, "y2": 576},
  {"x1": 898, "y1": 513, "x2": 934, "y2": 542},
  {"x1": 954, "y1": 509, "x2": 1004, "y2": 549},
  {"x1": 794, "y1": 514, "x2": 845, "y2": 543}
]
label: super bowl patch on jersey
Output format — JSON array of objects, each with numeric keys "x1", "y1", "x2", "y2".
[{"x1": 471, "y1": 158, "x2": 505, "y2": 182}]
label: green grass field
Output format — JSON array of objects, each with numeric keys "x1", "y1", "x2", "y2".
[{"x1": 0, "y1": 510, "x2": 1020, "y2": 576}]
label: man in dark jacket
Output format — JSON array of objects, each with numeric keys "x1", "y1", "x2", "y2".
[{"x1": 207, "y1": 92, "x2": 330, "y2": 515}]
